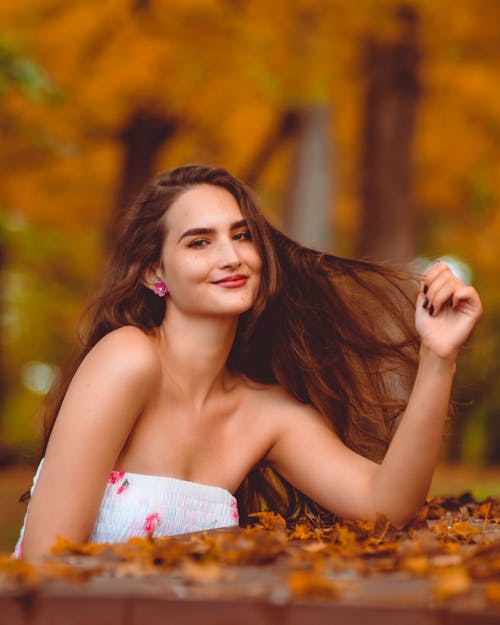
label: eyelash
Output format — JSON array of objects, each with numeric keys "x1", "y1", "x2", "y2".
[
  {"x1": 187, "y1": 231, "x2": 252, "y2": 248},
  {"x1": 233, "y1": 231, "x2": 252, "y2": 241}
]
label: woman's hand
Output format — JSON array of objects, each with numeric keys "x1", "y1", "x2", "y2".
[{"x1": 415, "y1": 261, "x2": 482, "y2": 362}]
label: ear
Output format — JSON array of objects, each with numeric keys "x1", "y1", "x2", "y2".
[{"x1": 142, "y1": 267, "x2": 165, "y2": 293}]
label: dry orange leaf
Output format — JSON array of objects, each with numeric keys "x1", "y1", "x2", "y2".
[
  {"x1": 2, "y1": 493, "x2": 498, "y2": 604},
  {"x1": 287, "y1": 570, "x2": 340, "y2": 600},
  {"x1": 51, "y1": 536, "x2": 109, "y2": 556},
  {"x1": 336, "y1": 525, "x2": 358, "y2": 550},
  {"x1": 400, "y1": 555, "x2": 430, "y2": 575},
  {"x1": 248, "y1": 511, "x2": 287, "y2": 530},
  {"x1": 449, "y1": 521, "x2": 481, "y2": 540},
  {"x1": 485, "y1": 582, "x2": 500, "y2": 604},
  {"x1": 181, "y1": 560, "x2": 229, "y2": 583},
  {"x1": 289, "y1": 523, "x2": 321, "y2": 540},
  {"x1": 432, "y1": 566, "x2": 472, "y2": 600},
  {"x1": 0, "y1": 554, "x2": 38, "y2": 585},
  {"x1": 301, "y1": 541, "x2": 328, "y2": 553}
]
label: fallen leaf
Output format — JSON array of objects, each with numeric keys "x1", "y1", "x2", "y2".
[
  {"x1": 301, "y1": 541, "x2": 327, "y2": 553},
  {"x1": 181, "y1": 560, "x2": 229, "y2": 583},
  {"x1": 289, "y1": 523, "x2": 319, "y2": 540},
  {"x1": 485, "y1": 582, "x2": 500, "y2": 604},
  {"x1": 287, "y1": 570, "x2": 340, "y2": 599},
  {"x1": 248, "y1": 511, "x2": 287, "y2": 530},
  {"x1": 400, "y1": 555, "x2": 430, "y2": 575},
  {"x1": 51, "y1": 536, "x2": 109, "y2": 556},
  {"x1": 432, "y1": 566, "x2": 471, "y2": 599}
]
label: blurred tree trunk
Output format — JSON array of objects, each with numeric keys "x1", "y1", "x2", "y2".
[
  {"x1": 0, "y1": 239, "x2": 9, "y2": 465},
  {"x1": 244, "y1": 105, "x2": 334, "y2": 251},
  {"x1": 357, "y1": 6, "x2": 421, "y2": 265},
  {"x1": 243, "y1": 110, "x2": 301, "y2": 187},
  {"x1": 108, "y1": 108, "x2": 178, "y2": 242},
  {"x1": 283, "y1": 103, "x2": 334, "y2": 251}
]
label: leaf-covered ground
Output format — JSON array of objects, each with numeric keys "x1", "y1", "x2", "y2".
[{"x1": 1, "y1": 493, "x2": 500, "y2": 614}]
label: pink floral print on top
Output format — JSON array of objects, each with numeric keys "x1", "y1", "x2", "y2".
[
  {"x1": 109, "y1": 471, "x2": 125, "y2": 484},
  {"x1": 109, "y1": 471, "x2": 129, "y2": 494},
  {"x1": 13, "y1": 458, "x2": 240, "y2": 558},
  {"x1": 144, "y1": 512, "x2": 161, "y2": 534},
  {"x1": 230, "y1": 499, "x2": 239, "y2": 522},
  {"x1": 117, "y1": 479, "x2": 129, "y2": 494}
]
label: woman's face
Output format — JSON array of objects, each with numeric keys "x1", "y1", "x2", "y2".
[{"x1": 157, "y1": 184, "x2": 262, "y2": 318}]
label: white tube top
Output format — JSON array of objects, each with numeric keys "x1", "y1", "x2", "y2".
[{"x1": 13, "y1": 458, "x2": 239, "y2": 558}]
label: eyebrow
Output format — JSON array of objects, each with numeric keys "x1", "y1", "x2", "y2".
[{"x1": 177, "y1": 219, "x2": 248, "y2": 243}]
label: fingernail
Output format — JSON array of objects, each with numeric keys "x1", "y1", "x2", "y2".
[
  {"x1": 429, "y1": 305, "x2": 435, "y2": 316},
  {"x1": 423, "y1": 285, "x2": 428, "y2": 295},
  {"x1": 423, "y1": 297, "x2": 429, "y2": 309}
]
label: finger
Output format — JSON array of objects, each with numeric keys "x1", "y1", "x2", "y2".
[
  {"x1": 422, "y1": 262, "x2": 451, "y2": 298},
  {"x1": 427, "y1": 281, "x2": 459, "y2": 316},
  {"x1": 425, "y1": 272, "x2": 462, "y2": 315},
  {"x1": 422, "y1": 269, "x2": 457, "y2": 314},
  {"x1": 422, "y1": 260, "x2": 449, "y2": 288},
  {"x1": 450, "y1": 285, "x2": 483, "y2": 318}
]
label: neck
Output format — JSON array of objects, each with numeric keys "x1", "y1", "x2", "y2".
[{"x1": 158, "y1": 306, "x2": 239, "y2": 410}]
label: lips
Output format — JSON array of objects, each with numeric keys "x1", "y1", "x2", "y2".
[{"x1": 214, "y1": 275, "x2": 248, "y2": 288}]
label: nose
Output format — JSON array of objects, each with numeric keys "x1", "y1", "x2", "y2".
[{"x1": 217, "y1": 238, "x2": 242, "y2": 270}]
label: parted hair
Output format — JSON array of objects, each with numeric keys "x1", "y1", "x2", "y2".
[{"x1": 28, "y1": 164, "x2": 421, "y2": 522}]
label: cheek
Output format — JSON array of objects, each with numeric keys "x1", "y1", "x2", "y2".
[
  {"x1": 167, "y1": 254, "x2": 211, "y2": 286},
  {"x1": 250, "y1": 250, "x2": 263, "y2": 275}
]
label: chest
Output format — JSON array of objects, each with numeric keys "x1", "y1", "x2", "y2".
[{"x1": 115, "y1": 397, "x2": 275, "y2": 493}]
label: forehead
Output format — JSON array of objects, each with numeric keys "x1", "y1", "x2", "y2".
[{"x1": 164, "y1": 184, "x2": 243, "y2": 232}]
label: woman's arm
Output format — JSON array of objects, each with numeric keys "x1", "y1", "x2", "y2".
[
  {"x1": 21, "y1": 326, "x2": 159, "y2": 560},
  {"x1": 371, "y1": 261, "x2": 483, "y2": 525},
  {"x1": 266, "y1": 263, "x2": 482, "y2": 527}
]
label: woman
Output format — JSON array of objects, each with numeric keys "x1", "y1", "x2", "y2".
[{"x1": 15, "y1": 164, "x2": 482, "y2": 560}]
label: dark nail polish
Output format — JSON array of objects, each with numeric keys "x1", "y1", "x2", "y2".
[
  {"x1": 423, "y1": 285, "x2": 428, "y2": 295},
  {"x1": 423, "y1": 297, "x2": 429, "y2": 309},
  {"x1": 429, "y1": 305, "x2": 435, "y2": 316}
]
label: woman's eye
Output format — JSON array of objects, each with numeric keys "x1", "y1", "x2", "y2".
[
  {"x1": 233, "y1": 230, "x2": 252, "y2": 241},
  {"x1": 188, "y1": 239, "x2": 209, "y2": 248}
]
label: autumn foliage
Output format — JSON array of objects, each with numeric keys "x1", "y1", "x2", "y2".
[
  {"x1": 0, "y1": 1, "x2": 499, "y2": 463},
  {"x1": 2, "y1": 494, "x2": 500, "y2": 609}
]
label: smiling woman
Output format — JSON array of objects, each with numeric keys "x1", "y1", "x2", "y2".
[
  {"x1": 14, "y1": 165, "x2": 482, "y2": 560},
  {"x1": 146, "y1": 185, "x2": 262, "y2": 318}
]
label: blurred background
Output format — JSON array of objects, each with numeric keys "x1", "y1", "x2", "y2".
[{"x1": 0, "y1": 0, "x2": 499, "y2": 550}]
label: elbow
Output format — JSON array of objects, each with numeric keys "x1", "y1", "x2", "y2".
[
  {"x1": 368, "y1": 491, "x2": 426, "y2": 530},
  {"x1": 388, "y1": 515, "x2": 412, "y2": 531},
  {"x1": 380, "y1": 501, "x2": 425, "y2": 530}
]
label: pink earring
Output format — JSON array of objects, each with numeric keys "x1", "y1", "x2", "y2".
[{"x1": 153, "y1": 281, "x2": 168, "y2": 297}]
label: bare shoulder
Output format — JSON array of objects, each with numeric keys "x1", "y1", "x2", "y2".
[
  {"x1": 241, "y1": 379, "x2": 332, "y2": 431},
  {"x1": 51, "y1": 326, "x2": 161, "y2": 448},
  {"x1": 82, "y1": 325, "x2": 161, "y2": 383},
  {"x1": 60, "y1": 325, "x2": 161, "y2": 425}
]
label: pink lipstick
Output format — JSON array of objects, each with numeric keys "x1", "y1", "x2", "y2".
[{"x1": 214, "y1": 275, "x2": 248, "y2": 288}]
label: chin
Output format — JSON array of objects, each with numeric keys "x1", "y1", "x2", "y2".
[
  {"x1": 219, "y1": 303, "x2": 254, "y2": 316},
  {"x1": 210, "y1": 296, "x2": 256, "y2": 317}
]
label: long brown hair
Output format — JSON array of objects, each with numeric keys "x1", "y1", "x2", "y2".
[{"x1": 25, "y1": 164, "x2": 421, "y2": 522}]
